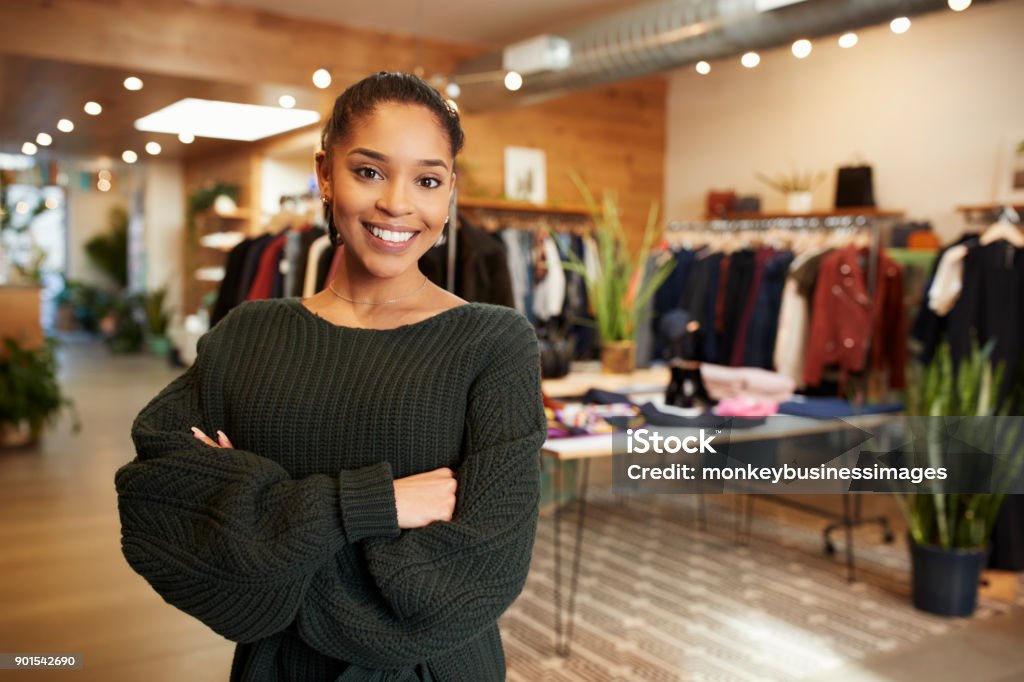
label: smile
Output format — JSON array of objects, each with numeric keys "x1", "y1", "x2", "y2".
[{"x1": 362, "y1": 222, "x2": 418, "y2": 244}]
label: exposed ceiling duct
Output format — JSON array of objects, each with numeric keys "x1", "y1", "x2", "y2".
[{"x1": 452, "y1": 0, "x2": 952, "y2": 110}]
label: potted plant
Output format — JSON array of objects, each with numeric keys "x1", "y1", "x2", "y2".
[
  {"x1": 755, "y1": 169, "x2": 827, "y2": 214},
  {"x1": 894, "y1": 341, "x2": 1023, "y2": 617},
  {"x1": 142, "y1": 286, "x2": 173, "y2": 358},
  {"x1": 0, "y1": 336, "x2": 81, "y2": 448},
  {"x1": 560, "y1": 173, "x2": 675, "y2": 374}
]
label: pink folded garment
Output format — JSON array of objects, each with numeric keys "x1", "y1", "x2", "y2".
[
  {"x1": 713, "y1": 397, "x2": 779, "y2": 417},
  {"x1": 699, "y1": 363, "x2": 796, "y2": 403}
]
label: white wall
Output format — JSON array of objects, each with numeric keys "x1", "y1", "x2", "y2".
[
  {"x1": 142, "y1": 160, "x2": 186, "y2": 341},
  {"x1": 65, "y1": 180, "x2": 133, "y2": 287},
  {"x1": 260, "y1": 157, "x2": 315, "y2": 218},
  {"x1": 664, "y1": 0, "x2": 1024, "y2": 242}
]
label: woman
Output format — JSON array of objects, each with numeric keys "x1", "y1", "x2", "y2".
[{"x1": 115, "y1": 72, "x2": 546, "y2": 681}]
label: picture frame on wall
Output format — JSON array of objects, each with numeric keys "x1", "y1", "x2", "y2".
[
  {"x1": 998, "y1": 132, "x2": 1024, "y2": 203},
  {"x1": 504, "y1": 146, "x2": 547, "y2": 204}
]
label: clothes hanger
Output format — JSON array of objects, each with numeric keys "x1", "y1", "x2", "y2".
[{"x1": 980, "y1": 205, "x2": 1024, "y2": 247}]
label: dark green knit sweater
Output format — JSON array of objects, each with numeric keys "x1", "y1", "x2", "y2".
[{"x1": 115, "y1": 298, "x2": 546, "y2": 681}]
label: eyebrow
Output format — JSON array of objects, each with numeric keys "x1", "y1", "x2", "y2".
[{"x1": 348, "y1": 147, "x2": 449, "y2": 172}]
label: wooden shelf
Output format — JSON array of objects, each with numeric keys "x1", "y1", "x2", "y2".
[
  {"x1": 458, "y1": 196, "x2": 592, "y2": 217},
  {"x1": 955, "y1": 203, "x2": 1024, "y2": 215},
  {"x1": 711, "y1": 208, "x2": 905, "y2": 220}
]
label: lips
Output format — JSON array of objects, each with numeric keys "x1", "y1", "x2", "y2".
[{"x1": 361, "y1": 221, "x2": 420, "y2": 251}]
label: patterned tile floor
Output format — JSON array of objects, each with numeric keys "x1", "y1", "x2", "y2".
[{"x1": 501, "y1": 493, "x2": 1024, "y2": 681}]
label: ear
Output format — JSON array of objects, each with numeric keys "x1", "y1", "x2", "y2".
[
  {"x1": 315, "y1": 150, "x2": 331, "y2": 194},
  {"x1": 448, "y1": 170, "x2": 457, "y2": 198}
]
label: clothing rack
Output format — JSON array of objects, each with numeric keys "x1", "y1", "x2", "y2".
[{"x1": 664, "y1": 211, "x2": 905, "y2": 581}]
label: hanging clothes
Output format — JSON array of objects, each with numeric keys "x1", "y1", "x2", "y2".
[
  {"x1": 532, "y1": 234, "x2": 566, "y2": 322},
  {"x1": 302, "y1": 233, "x2": 331, "y2": 298}
]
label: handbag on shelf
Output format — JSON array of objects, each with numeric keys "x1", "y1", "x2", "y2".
[{"x1": 834, "y1": 164, "x2": 875, "y2": 208}]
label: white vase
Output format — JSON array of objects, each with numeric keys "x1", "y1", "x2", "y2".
[
  {"x1": 786, "y1": 191, "x2": 813, "y2": 214},
  {"x1": 213, "y1": 194, "x2": 238, "y2": 216}
]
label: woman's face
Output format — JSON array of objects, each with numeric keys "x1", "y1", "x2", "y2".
[{"x1": 316, "y1": 102, "x2": 455, "y2": 280}]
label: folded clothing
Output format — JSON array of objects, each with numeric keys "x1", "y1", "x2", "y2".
[
  {"x1": 639, "y1": 402, "x2": 767, "y2": 429},
  {"x1": 700, "y1": 363, "x2": 795, "y2": 403},
  {"x1": 713, "y1": 397, "x2": 778, "y2": 417},
  {"x1": 778, "y1": 397, "x2": 903, "y2": 419}
]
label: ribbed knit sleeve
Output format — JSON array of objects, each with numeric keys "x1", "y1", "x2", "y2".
[
  {"x1": 114, "y1": 324, "x2": 401, "y2": 644},
  {"x1": 293, "y1": 313, "x2": 546, "y2": 668}
]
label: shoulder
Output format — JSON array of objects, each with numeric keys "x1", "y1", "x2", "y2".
[{"x1": 198, "y1": 299, "x2": 290, "y2": 353}]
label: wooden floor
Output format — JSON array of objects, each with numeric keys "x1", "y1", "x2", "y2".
[{"x1": 0, "y1": 335, "x2": 1021, "y2": 681}]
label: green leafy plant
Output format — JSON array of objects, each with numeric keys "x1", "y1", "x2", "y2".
[
  {"x1": 142, "y1": 286, "x2": 171, "y2": 336},
  {"x1": 754, "y1": 169, "x2": 827, "y2": 194},
  {"x1": 0, "y1": 336, "x2": 81, "y2": 439},
  {"x1": 895, "y1": 341, "x2": 1023, "y2": 550},
  {"x1": 84, "y1": 206, "x2": 129, "y2": 288},
  {"x1": 558, "y1": 172, "x2": 675, "y2": 343}
]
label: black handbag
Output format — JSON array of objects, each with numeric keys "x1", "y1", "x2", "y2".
[{"x1": 834, "y1": 165, "x2": 875, "y2": 208}]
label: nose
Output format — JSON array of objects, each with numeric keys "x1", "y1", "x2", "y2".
[{"x1": 375, "y1": 178, "x2": 413, "y2": 217}]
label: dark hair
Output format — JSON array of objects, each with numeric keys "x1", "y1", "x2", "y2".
[{"x1": 321, "y1": 71, "x2": 464, "y2": 160}]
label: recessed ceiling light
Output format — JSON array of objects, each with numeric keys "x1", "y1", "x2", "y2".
[
  {"x1": 948, "y1": 0, "x2": 971, "y2": 11},
  {"x1": 839, "y1": 32, "x2": 859, "y2": 49},
  {"x1": 504, "y1": 71, "x2": 523, "y2": 91},
  {"x1": 15, "y1": 201, "x2": 29, "y2": 214},
  {"x1": 312, "y1": 68, "x2": 332, "y2": 89},
  {"x1": 145, "y1": 142, "x2": 162, "y2": 155},
  {"x1": 122, "y1": 150, "x2": 138, "y2": 163},
  {"x1": 84, "y1": 101, "x2": 102, "y2": 115},
  {"x1": 741, "y1": 52, "x2": 761, "y2": 68},
  {"x1": 890, "y1": 17, "x2": 911, "y2": 34},
  {"x1": 278, "y1": 94, "x2": 296, "y2": 109},
  {"x1": 57, "y1": 119, "x2": 74, "y2": 133},
  {"x1": 45, "y1": 197, "x2": 59, "y2": 210},
  {"x1": 695, "y1": 61, "x2": 711, "y2": 75},
  {"x1": 21, "y1": 142, "x2": 38, "y2": 155},
  {"x1": 135, "y1": 98, "x2": 321, "y2": 141},
  {"x1": 124, "y1": 76, "x2": 144, "y2": 91},
  {"x1": 445, "y1": 81, "x2": 461, "y2": 98},
  {"x1": 791, "y1": 39, "x2": 812, "y2": 59},
  {"x1": 36, "y1": 132, "x2": 53, "y2": 146},
  {"x1": 178, "y1": 132, "x2": 195, "y2": 144},
  {"x1": 98, "y1": 169, "x2": 112, "y2": 181},
  {"x1": 97, "y1": 178, "x2": 111, "y2": 192}
]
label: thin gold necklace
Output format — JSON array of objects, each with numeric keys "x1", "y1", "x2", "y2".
[{"x1": 327, "y1": 276, "x2": 428, "y2": 305}]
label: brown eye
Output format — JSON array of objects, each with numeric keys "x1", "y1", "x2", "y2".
[{"x1": 356, "y1": 167, "x2": 382, "y2": 180}]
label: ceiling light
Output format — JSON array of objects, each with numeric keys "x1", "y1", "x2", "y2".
[
  {"x1": 145, "y1": 142, "x2": 162, "y2": 155},
  {"x1": 98, "y1": 169, "x2": 112, "y2": 181},
  {"x1": 45, "y1": 197, "x2": 59, "y2": 210},
  {"x1": 312, "y1": 68, "x2": 332, "y2": 89},
  {"x1": 791, "y1": 39, "x2": 812, "y2": 59},
  {"x1": 122, "y1": 150, "x2": 138, "y2": 163},
  {"x1": 84, "y1": 101, "x2": 102, "y2": 115},
  {"x1": 0, "y1": 153, "x2": 36, "y2": 170},
  {"x1": 135, "y1": 98, "x2": 321, "y2": 141},
  {"x1": 97, "y1": 178, "x2": 111, "y2": 192},
  {"x1": 741, "y1": 52, "x2": 760, "y2": 68},
  {"x1": 57, "y1": 119, "x2": 74, "y2": 133},
  {"x1": 36, "y1": 132, "x2": 53, "y2": 146},
  {"x1": 890, "y1": 17, "x2": 911, "y2": 34},
  {"x1": 948, "y1": 0, "x2": 971, "y2": 10},
  {"x1": 838, "y1": 32, "x2": 858, "y2": 49},
  {"x1": 755, "y1": 0, "x2": 810, "y2": 10},
  {"x1": 504, "y1": 71, "x2": 523, "y2": 91},
  {"x1": 124, "y1": 76, "x2": 144, "y2": 91},
  {"x1": 15, "y1": 201, "x2": 29, "y2": 214},
  {"x1": 695, "y1": 61, "x2": 711, "y2": 75},
  {"x1": 278, "y1": 94, "x2": 296, "y2": 109},
  {"x1": 21, "y1": 142, "x2": 37, "y2": 155},
  {"x1": 445, "y1": 81, "x2": 461, "y2": 98},
  {"x1": 178, "y1": 132, "x2": 195, "y2": 144}
]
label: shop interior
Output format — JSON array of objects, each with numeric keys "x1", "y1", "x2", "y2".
[{"x1": 1, "y1": 0, "x2": 1023, "y2": 680}]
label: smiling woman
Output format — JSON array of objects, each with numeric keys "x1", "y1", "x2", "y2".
[{"x1": 115, "y1": 71, "x2": 545, "y2": 682}]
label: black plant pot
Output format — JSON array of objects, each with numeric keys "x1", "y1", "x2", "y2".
[{"x1": 910, "y1": 537, "x2": 988, "y2": 617}]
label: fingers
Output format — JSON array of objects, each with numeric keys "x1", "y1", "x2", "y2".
[{"x1": 191, "y1": 427, "x2": 233, "y2": 449}]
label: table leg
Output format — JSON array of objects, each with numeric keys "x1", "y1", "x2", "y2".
[{"x1": 553, "y1": 459, "x2": 590, "y2": 657}]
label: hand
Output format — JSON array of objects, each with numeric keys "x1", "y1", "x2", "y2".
[
  {"x1": 393, "y1": 467, "x2": 457, "y2": 529},
  {"x1": 191, "y1": 426, "x2": 234, "y2": 449}
]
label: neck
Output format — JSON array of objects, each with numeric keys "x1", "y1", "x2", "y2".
[{"x1": 329, "y1": 252, "x2": 426, "y2": 306}]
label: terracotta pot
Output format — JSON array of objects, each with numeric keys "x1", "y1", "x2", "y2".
[
  {"x1": 0, "y1": 421, "x2": 38, "y2": 449},
  {"x1": 600, "y1": 340, "x2": 636, "y2": 374}
]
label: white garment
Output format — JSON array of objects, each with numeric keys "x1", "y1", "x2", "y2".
[
  {"x1": 532, "y1": 236, "x2": 566, "y2": 322},
  {"x1": 302, "y1": 234, "x2": 332, "y2": 298},
  {"x1": 582, "y1": 236, "x2": 601, "y2": 283},
  {"x1": 501, "y1": 230, "x2": 528, "y2": 315},
  {"x1": 927, "y1": 243, "x2": 968, "y2": 316},
  {"x1": 773, "y1": 248, "x2": 823, "y2": 389}
]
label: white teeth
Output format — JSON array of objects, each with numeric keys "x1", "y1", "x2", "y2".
[{"x1": 368, "y1": 225, "x2": 414, "y2": 243}]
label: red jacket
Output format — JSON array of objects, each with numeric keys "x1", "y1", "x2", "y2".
[{"x1": 804, "y1": 246, "x2": 906, "y2": 390}]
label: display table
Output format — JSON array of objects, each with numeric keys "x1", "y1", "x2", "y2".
[{"x1": 541, "y1": 366, "x2": 669, "y2": 399}]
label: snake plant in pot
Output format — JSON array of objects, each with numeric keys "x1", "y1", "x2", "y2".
[
  {"x1": 559, "y1": 173, "x2": 675, "y2": 373},
  {"x1": 895, "y1": 341, "x2": 1023, "y2": 616}
]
